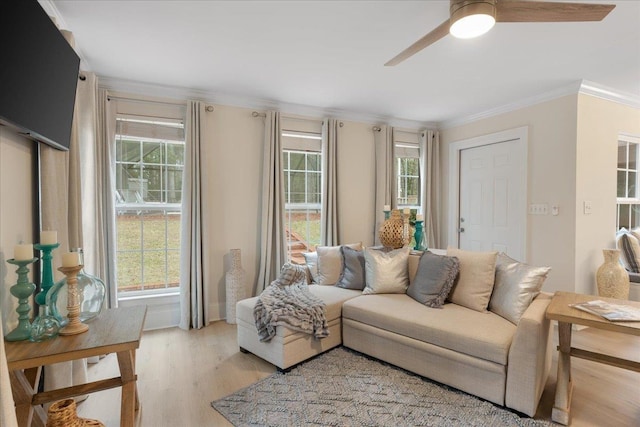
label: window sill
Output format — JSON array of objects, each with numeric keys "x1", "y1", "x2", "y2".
[{"x1": 118, "y1": 291, "x2": 179, "y2": 306}]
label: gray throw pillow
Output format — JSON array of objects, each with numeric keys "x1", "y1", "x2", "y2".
[
  {"x1": 407, "y1": 251, "x2": 460, "y2": 308},
  {"x1": 335, "y1": 246, "x2": 365, "y2": 290}
]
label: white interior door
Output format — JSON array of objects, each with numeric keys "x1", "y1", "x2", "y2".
[{"x1": 458, "y1": 138, "x2": 526, "y2": 260}]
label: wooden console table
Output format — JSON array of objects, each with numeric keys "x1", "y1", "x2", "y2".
[
  {"x1": 5, "y1": 306, "x2": 147, "y2": 427},
  {"x1": 545, "y1": 291, "x2": 640, "y2": 425}
]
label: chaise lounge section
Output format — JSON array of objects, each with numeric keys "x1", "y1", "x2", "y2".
[{"x1": 236, "y1": 284, "x2": 361, "y2": 369}]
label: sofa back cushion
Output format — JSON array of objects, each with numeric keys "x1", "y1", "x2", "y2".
[
  {"x1": 407, "y1": 251, "x2": 460, "y2": 308},
  {"x1": 447, "y1": 247, "x2": 497, "y2": 312}
]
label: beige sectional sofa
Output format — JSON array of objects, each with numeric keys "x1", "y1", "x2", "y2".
[{"x1": 236, "y1": 251, "x2": 553, "y2": 417}]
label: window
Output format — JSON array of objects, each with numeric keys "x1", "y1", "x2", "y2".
[
  {"x1": 395, "y1": 139, "x2": 420, "y2": 208},
  {"x1": 282, "y1": 130, "x2": 322, "y2": 264},
  {"x1": 617, "y1": 135, "x2": 640, "y2": 230},
  {"x1": 115, "y1": 117, "x2": 185, "y2": 295}
]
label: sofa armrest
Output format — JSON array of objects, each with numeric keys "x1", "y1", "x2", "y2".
[{"x1": 505, "y1": 292, "x2": 553, "y2": 416}]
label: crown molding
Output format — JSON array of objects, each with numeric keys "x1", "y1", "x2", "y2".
[
  {"x1": 99, "y1": 76, "x2": 436, "y2": 130},
  {"x1": 578, "y1": 80, "x2": 640, "y2": 109},
  {"x1": 440, "y1": 80, "x2": 640, "y2": 130},
  {"x1": 439, "y1": 81, "x2": 583, "y2": 129}
]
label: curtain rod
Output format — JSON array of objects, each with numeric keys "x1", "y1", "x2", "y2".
[{"x1": 107, "y1": 95, "x2": 186, "y2": 107}]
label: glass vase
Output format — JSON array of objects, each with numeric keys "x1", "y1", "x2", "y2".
[
  {"x1": 30, "y1": 304, "x2": 60, "y2": 342},
  {"x1": 47, "y1": 248, "x2": 106, "y2": 325}
]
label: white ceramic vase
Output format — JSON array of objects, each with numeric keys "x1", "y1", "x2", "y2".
[
  {"x1": 225, "y1": 249, "x2": 246, "y2": 324},
  {"x1": 596, "y1": 249, "x2": 630, "y2": 299}
]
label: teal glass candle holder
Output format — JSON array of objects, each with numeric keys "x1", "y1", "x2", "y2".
[
  {"x1": 34, "y1": 242, "x2": 60, "y2": 306},
  {"x1": 5, "y1": 257, "x2": 38, "y2": 341},
  {"x1": 413, "y1": 220, "x2": 427, "y2": 251}
]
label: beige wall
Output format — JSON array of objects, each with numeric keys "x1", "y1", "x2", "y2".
[
  {"x1": 441, "y1": 95, "x2": 579, "y2": 293},
  {"x1": 575, "y1": 95, "x2": 640, "y2": 296},
  {"x1": 441, "y1": 93, "x2": 640, "y2": 299},
  {"x1": 0, "y1": 127, "x2": 35, "y2": 332},
  {"x1": 200, "y1": 105, "x2": 379, "y2": 319}
]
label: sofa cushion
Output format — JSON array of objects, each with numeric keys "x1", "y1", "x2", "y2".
[
  {"x1": 363, "y1": 247, "x2": 410, "y2": 294},
  {"x1": 407, "y1": 251, "x2": 460, "y2": 308},
  {"x1": 447, "y1": 247, "x2": 498, "y2": 312},
  {"x1": 335, "y1": 246, "x2": 366, "y2": 290},
  {"x1": 489, "y1": 253, "x2": 550, "y2": 325},
  {"x1": 342, "y1": 294, "x2": 516, "y2": 365},
  {"x1": 316, "y1": 243, "x2": 363, "y2": 285},
  {"x1": 236, "y1": 285, "x2": 362, "y2": 338}
]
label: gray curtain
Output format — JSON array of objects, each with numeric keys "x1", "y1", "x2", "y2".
[
  {"x1": 77, "y1": 80, "x2": 117, "y2": 312},
  {"x1": 256, "y1": 111, "x2": 287, "y2": 295},
  {"x1": 373, "y1": 125, "x2": 395, "y2": 245},
  {"x1": 179, "y1": 101, "x2": 208, "y2": 330},
  {"x1": 321, "y1": 119, "x2": 339, "y2": 246},
  {"x1": 40, "y1": 29, "x2": 88, "y2": 395},
  {"x1": 420, "y1": 129, "x2": 441, "y2": 249}
]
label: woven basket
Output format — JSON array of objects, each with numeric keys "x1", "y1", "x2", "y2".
[
  {"x1": 47, "y1": 399, "x2": 105, "y2": 427},
  {"x1": 379, "y1": 209, "x2": 406, "y2": 249}
]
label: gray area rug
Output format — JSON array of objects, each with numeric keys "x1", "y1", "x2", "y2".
[{"x1": 212, "y1": 347, "x2": 554, "y2": 427}]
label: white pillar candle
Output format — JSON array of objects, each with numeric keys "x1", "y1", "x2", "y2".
[
  {"x1": 416, "y1": 214, "x2": 424, "y2": 221},
  {"x1": 61, "y1": 252, "x2": 80, "y2": 267},
  {"x1": 383, "y1": 204, "x2": 391, "y2": 211},
  {"x1": 403, "y1": 207, "x2": 410, "y2": 215},
  {"x1": 40, "y1": 230, "x2": 58, "y2": 245},
  {"x1": 14, "y1": 244, "x2": 33, "y2": 261}
]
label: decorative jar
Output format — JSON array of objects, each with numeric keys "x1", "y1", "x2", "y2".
[
  {"x1": 379, "y1": 209, "x2": 406, "y2": 249},
  {"x1": 47, "y1": 248, "x2": 106, "y2": 325},
  {"x1": 596, "y1": 249, "x2": 630, "y2": 299}
]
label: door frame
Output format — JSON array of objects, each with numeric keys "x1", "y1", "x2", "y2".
[{"x1": 447, "y1": 126, "x2": 528, "y2": 258}]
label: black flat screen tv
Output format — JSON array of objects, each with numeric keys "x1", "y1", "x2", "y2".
[{"x1": 0, "y1": 0, "x2": 80, "y2": 151}]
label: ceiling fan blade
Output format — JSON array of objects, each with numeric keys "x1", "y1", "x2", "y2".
[
  {"x1": 496, "y1": 1, "x2": 615, "y2": 23},
  {"x1": 385, "y1": 19, "x2": 450, "y2": 66}
]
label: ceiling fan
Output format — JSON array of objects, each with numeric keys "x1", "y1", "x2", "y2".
[{"x1": 385, "y1": 0, "x2": 616, "y2": 66}]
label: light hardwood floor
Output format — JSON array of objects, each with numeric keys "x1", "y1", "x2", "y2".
[{"x1": 75, "y1": 321, "x2": 640, "y2": 427}]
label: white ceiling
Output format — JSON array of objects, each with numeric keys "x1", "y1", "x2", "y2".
[{"x1": 46, "y1": 0, "x2": 640, "y2": 126}]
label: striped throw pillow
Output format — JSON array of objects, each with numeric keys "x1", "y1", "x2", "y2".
[{"x1": 619, "y1": 233, "x2": 640, "y2": 273}]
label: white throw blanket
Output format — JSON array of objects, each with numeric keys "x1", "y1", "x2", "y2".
[{"x1": 254, "y1": 263, "x2": 329, "y2": 342}]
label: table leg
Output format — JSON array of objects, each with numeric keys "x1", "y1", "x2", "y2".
[
  {"x1": 117, "y1": 350, "x2": 137, "y2": 427},
  {"x1": 552, "y1": 321, "x2": 573, "y2": 425},
  {"x1": 10, "y1": 368, "x2": 47, "y2": 427}
]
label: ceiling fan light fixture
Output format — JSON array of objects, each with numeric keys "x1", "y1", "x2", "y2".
[{"x1": 449, "y1": 0, "x2": 496, "y2": 39}]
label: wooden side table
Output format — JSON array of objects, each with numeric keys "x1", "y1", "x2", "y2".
[
  {"x1": 545, "y1": 292, "x2": 640, "y2": 425},
  {"x1": 5, "y1": 306, "x2": 147, "y2": 427}
]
